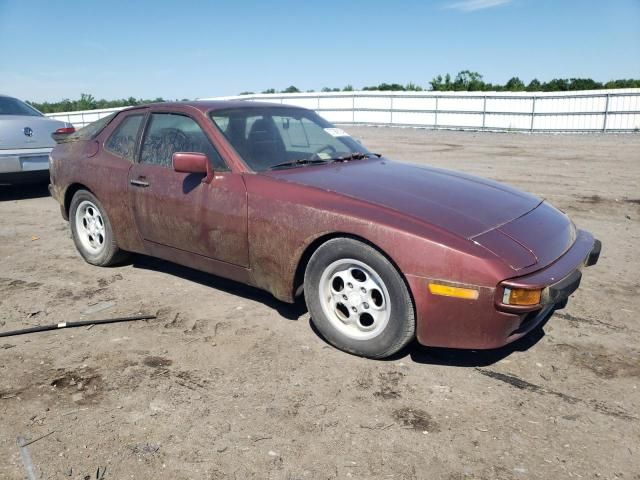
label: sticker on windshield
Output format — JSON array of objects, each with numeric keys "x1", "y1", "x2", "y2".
[
  {"x1": 317, "y1": 152, "x2": 332, "y2": 159},
  {"x1": 324, "y1": 128, "x2": 350, "y2": 137}
]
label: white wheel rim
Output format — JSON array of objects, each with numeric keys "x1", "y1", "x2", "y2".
[
  {"x1": 318, "y1": 258, "x2": 391, "y2": 341},
  {"x1": 75, "y1": 200, "x2": 106, "y2": 254}
]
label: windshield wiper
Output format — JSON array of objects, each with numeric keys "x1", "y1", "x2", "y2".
[
  {"x1": 268, "y1": 158, "x2": 331, "y2": 170},
  {"x1": 328, "y1": 152, "x2": 380, "y2": 162},
  {"x1": 268, "y1": 152, "x2": 381, "y2": 170}
]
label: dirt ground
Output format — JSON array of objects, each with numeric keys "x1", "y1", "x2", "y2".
[{"x1": 1, "y1": 128, "x2": 639, "y2": 480}]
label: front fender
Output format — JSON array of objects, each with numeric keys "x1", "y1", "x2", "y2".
[{"x1": 244, "y1": 174, "x2": 511, "y2": 303}]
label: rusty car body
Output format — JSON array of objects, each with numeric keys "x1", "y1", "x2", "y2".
[{"x1": 49, "y1": 101, "x2": 600, "y2": 358}]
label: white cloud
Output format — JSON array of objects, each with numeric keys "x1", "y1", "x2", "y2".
[{"x1": 445, "y1": 0, "x2": 512, "y2": 12}]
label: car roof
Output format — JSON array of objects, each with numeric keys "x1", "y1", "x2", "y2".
[{"x1": 120, "y1": 100, "x2": 298, "y2": 114}]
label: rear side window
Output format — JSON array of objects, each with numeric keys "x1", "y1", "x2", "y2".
[
  {"x1": 105, "y1": 114, "x2": 144, "y2": 161},
  {"x1": 139, "y1": 113, "x2": 227, "y2": 171}
]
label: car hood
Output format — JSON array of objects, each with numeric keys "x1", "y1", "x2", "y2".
[
  {"x1": 472, "y1": 201, "x2": 576, "y2": 270},
  {"x1": 265, "y1": 158, "x2": 542, "y2": 239},
  {"x1": 0, "y1": 115, "x2": 66, "y2": 150}
]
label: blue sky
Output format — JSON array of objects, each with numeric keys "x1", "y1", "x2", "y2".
[{"x1": 1, "y1": 0, "x2": 639, "y2": 102}]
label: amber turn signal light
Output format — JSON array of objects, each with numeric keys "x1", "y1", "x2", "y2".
[
  {"x1": 502, "y1": 287, "x2": 542, "y2": 306},
  {"x1": 428, "y1": 283, "x2": 479, "y2": 300}
]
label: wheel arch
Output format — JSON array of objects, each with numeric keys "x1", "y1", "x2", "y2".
[
  {"x1": 291, "y1": 232, "x2": 416, "y2": 311},
  {"x1": 63, "y1": 183, "x2": 95, "y2": 219}
]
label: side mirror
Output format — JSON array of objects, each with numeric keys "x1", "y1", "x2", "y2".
[{"x1": 172, "y1": 152, "x2": 214, "y2": 183}]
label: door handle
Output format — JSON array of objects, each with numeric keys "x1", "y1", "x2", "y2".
[{"x1": 130, "y1": 179, "x2": 150, "y2": 187}]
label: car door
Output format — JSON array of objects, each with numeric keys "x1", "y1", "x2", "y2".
[{"x1": 127, "y1": 111, "x2": 249, "y2": 267}]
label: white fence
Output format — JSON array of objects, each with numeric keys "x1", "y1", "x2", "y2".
[
  {"x1": 46, "y1": 106, "x2": 125, "y2": 130},
  {"x1": 47, "y1": 89, "x2": 640, "y2": 132}
]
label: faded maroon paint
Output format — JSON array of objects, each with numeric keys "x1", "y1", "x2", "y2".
[
  {"x1": 50, "y1": 101, "x2": 600, "y2": 350},
  {"x1": 242, "y1": 171, "x2": 512, "y2": 300},
  {"x1": 409, "y1": 230, "x2": 594, "y2": 348},
  {"x1": 265, "y1": 160, "x2": 542, "y2": 239},
  {"x1": 496, "y1": 201, "x2": 576, "y2": 268},
  {"x1": 51, "y1": 110, "x2": 147, "y2": 254},
  {"x1": 471, "y1": 229, "x2": 537, "y2": 270},
  {"x1": 128, "y1": 163, "x2": 248, "y2": 267}
]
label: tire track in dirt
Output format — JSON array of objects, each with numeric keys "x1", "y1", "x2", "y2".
[{"x1": 476, "y1": 368, "x2": 637, "y2": 421}]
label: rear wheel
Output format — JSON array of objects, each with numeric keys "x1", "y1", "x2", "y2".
[
  {"x1": 304, "y1": 238, "x2": 415, "y2": 358},
  {"x1": 69, "y1": 190, "x2": 128, "y2": 266}
]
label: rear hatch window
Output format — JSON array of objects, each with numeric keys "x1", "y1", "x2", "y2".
[{"x1": 58, "y1": 113, "x2": 117, "y2": 143}]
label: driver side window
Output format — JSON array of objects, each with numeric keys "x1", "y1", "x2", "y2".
[{"x1": 140, "y1": 113, "x2": 228, "y2": 171}]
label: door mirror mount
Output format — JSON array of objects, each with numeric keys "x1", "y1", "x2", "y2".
[{"x1": 172, "y1": 152, "x2": 214, "y2": 184}]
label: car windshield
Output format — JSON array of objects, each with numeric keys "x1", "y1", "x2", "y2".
[
  {"x1": 209, "y1": 106, "x2": 370, "y2": 171},
  {"x1": 0, "y1": 96, "x2": 43, "y2": 117}
]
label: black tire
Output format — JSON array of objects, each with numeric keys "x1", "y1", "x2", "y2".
[
  {"x1": 69, "y1": 190, "x2": 128, "y2": 266},
  {"x1": 304, "y1": 238, "x2": 415, "y2": 359}
]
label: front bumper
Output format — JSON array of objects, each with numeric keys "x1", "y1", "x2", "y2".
[
  {"x1": 409, "y1": 230, "x2": 600, "y2": 349},
  {"x1": 496, "y1": 232, "x2": 599, "y2": 314}
]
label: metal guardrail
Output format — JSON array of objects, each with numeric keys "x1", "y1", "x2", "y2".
[
  {"x1": 213, "y1": 90, "x2": 640, "y2": 133},
  {"x1": 45, "y1": 106, "x2": 123, "y2": 129},
  {"x1": 47, "y1": 90, "x2": 640, "y2": 132}
]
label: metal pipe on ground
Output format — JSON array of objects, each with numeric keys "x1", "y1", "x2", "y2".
[{"x1": 0, "y1": 314, "x2": 156, "y2": 338}]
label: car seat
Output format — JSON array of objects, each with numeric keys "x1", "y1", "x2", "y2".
[{"x1": 246, "y1": 118, "x2": 286, "y2": 170}]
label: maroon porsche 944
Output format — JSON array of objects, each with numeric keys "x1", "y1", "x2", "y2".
[{"x1": 49, "y1": 101, "x2": 600, "y2": 358}]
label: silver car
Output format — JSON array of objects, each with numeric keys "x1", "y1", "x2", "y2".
[{"x1": 0, "y1": 95, "x2": 74, "y2": 184}]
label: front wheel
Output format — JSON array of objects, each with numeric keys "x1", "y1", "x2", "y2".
[
  {"x1": 304, "y1": 238, "x2": 415, "y2": 358},
  {"x1": 69, "y1": 190, "x2": 128, "y2": 266}
]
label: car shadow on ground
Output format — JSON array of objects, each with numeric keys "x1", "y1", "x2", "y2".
[
  {"x1": 309, "y1": 311, "x2": 551, "y2": 367},
  {"x1": 132, "y1": 253, "x2": 549, "y2": 367},
  {"x1": 131, "y1": 255, "x2": 307, "y2": 321},
  {"x1": 402, "y1": 326, "x2": 547, "y2": 367},
  {"x1": 0, "y1": 182, "x2": 50, "y2": 202},
  {"x1": 399, "y1": 310, "x2": 552, "y2": 367}
]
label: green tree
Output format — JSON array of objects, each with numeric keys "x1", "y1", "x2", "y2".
[
  {"x1": 281, "y1": 85, "x2": 300, "y2": 93},
  {"x1": 604, "y1": 79, "x2": 640, "y2": 88},
  {"x1": 567, "y1": 78, "x2": 602, "y2": 90},
  {"x1": 525, "y1": 79, "x2": 542, "y2": 91},
  {"x1": 430, "y1": 73, "x2": 452, "y2": 91},
  {"x1": 77, "y1": 93, "x2": 97, "y2": 110},
  {"x1": 362, "y1": 83, "x2": 404, "y2": 91},
  {"x1": 504, "y1": 77, "x2": 525, "y2": 91},
  {"x1": 26, "y1": 76, "x2": 640, "y2": 114},
  {"x1": 542, "y1": 78, "x2": 569, "y2": 91},
  {"x1": 452, "y1": 70, "x2": 486, "y2": 91}
]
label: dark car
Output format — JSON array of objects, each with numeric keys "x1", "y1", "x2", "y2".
[{"x1": 49, "y1": 101, "x2": 600, "y2": 358}]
